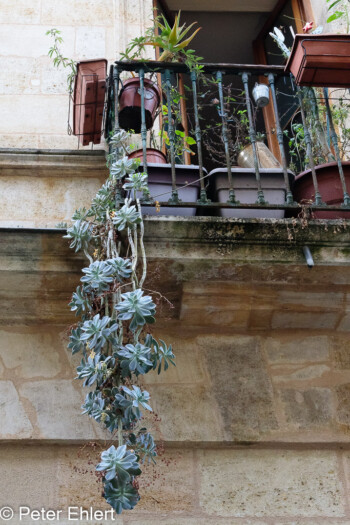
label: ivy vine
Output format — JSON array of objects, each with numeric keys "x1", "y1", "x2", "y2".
[{"x1": 65, "y1": 130, "x2": 175, "y2": 514}]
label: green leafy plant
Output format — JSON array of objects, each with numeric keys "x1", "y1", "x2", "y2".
[
  {"x1": 46, "y1": 29, "x2": 77, "y2": 93},
  {"x1": 65, "y1": 129, "x2": 175, "y2": 514},
  {"x1": 327, "y1": 0, "x2": 350, "y2": 33},
  {"x1": 120, "y1": 10, "x2": 202, "y2": 73}
]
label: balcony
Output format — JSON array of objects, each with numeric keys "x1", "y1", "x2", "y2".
[{"x1": 88, "y1": 59, "x2": 350, "y2": 221}]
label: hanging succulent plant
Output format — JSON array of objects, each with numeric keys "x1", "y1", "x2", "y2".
[{"x1": 65, "y1": 130, "x2": 175, "y2": 514}]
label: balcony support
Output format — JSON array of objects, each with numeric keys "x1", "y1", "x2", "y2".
[
  {"x1": 191, "y1": 71, "x2": 210, "y2": 204},
  {"x1": 296, "y1": 86, "x2": 324, "y2": 206},
  {"x1": 216, "y1": 71, "x2": 237, "y2": 205},
  {"x1": 323, "y1": 87, "x2": 350, "y2": 207},
  {"x1": 267, "y1": 73, "x2": 294, "y2": 205},
  {"x1": 241, "y1": 72, "x2": 266, "y2": 205},
  {"x1": 165, "y1": 69, "x2": 180, "y2": 205}
]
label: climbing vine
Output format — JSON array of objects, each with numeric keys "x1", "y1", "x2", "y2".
[{"x1": 65, "y1": 129, "x2": 175, "y2": 514}]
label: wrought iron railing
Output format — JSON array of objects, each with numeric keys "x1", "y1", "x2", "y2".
[{"x1": 105, "y1": 60, "x2": 350, "y2": 217}]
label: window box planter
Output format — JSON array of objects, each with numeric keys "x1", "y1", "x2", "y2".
[
  {"x1": 285, "y1": 34, "x2": 350, "y2": 87},
  {"x1": 212, "y1": 168, "x2": 294, "y2": 219},
  {"x1": 293, "y1": 161, "x2": 350, "y2": 218},
  {"x1": 73, "y1": 59, "x2": 107, "y2": 146},
  {"x1": 134, "y1": 163, "x2": 202, "y2": 216}
]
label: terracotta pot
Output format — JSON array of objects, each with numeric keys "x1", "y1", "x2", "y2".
[
  {"x1": 73, "y1": 59, "x2": 107, "y2": 146},
  {"x1": 293, "y1": 161, "x2": 350, "y2": 218},
  {"x1": 128, "y1": 148, "x2": 167, "y2": 164},
  {"x1": 119, "y1": 78, "x2": 161, "y2": 133},
  {"x1": 285, "y1": 33, "x2": 350, "y2": 87},
  {"x1": 237, "y1": 142, "x2": 281, "y2": 169}
]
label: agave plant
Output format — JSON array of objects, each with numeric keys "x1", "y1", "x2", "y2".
[
  {"x1": 145, "y1": 11, "x2": 201, "y2": 62},
  {"x1": 120, "y1": 10, "x2": 202, "y2": 71}
]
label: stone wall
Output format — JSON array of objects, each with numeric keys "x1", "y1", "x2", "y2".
[
  {"x1": 1, "y1": 219, "x2": 350, "y2": 523},
  {"x1": 0, "y1": 0, "x2": 153, "y2": 150}
]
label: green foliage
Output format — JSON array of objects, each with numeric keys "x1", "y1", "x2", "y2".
[
  {"x1": 69, "y1": 286, "x2": 91, "y2": 317},
  {"x1": 64, "y1": 127, "x2": 175, "y2": 514},
  {"x1": 76, "y1": 354, "x2": 113, "y2": 387},
  {"x1": 68, "y1": 327, "x2": 84, "y2": 355},
  {"x1": 80, "y1": 314, "x2": 118, "y2": 352},
  {"x1": 116, "y1": 289, "x2": 156, "y2": 331},
  {"x1": 117, "y1": 343, "x2": 152, "y2": 375},
  {"x1": 123, "y1": 172, "x2": 149, "y2": 193},
  {"x1": 64, "y1": 220, "x2": 92, "y2": 252},
  {"x1": 82, "y1": 391, "x2": 105, "y2": 421},
  {"x1": 327, "y1": 0, "x2": 350, "y2": 32},
  {"x1": 46, "y1": 29, "x2": 77, "y2": 93},
  {"x1": 120, "y1": 10, "x2": 203, "y2": 73},
  {"x1": 81, "y1": 261, "x2": 114, "y2": 292},
  {"x1": 96, "y1": 444, "x2": 141, "y2": 482},
  {"x1": 103, "y1": 479, "x2": 140, "y2": 514},
  {"x1": 145, "y1": 335, "x2": 176, "y2": 374},
  {"x1": 112, "y1": 203, "x2": 141, "y2": 231}
]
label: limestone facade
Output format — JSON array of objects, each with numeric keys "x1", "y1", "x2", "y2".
[{"x1": 2, "y1": 0, "x2": 350, "y2": 523}]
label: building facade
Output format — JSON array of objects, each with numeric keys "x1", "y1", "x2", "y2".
[{"x1": 1, "y1": 1, "x2": 350, "y2": 524}]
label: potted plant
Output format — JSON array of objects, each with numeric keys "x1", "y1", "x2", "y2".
[
  {"x1": 125, "y1": 120, "x2": 202, "y2": 217},
  {"x1": 114, "y1": 12, "x2": 204, "y2": 215},
  {"x1": 118, "y1": 10, "x2": 201, "y2": 132},
  {"x1": 285, "y1": 3, "x2": 350, "y2": 87},
  {"x1": 270, "y1": 23, "x2": 350, "y2": 218},
  {"x1": 287, "y1": 89, "x2": 350, "y2": 218}
]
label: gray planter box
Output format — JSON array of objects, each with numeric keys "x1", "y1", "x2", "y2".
[
  {"x1": 138, "y1": 163, "x2": 202, "y2": 216},
  {"x1": 212, "y1": 168, "x2": 294, "y2": 219}
]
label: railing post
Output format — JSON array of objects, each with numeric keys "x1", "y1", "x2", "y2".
[
  {"x1": 296, "y1": 86, "x2": 323, "y2": 206},
  {"x1": 241, "y1": 72, "x2": 266, "y2": 204},
  {"x1": 113, "y1": 65, "x2": 120, "y2": 134},
  {"x1": 138, "y1": 68, "x2": 152, "y2": 204},
  {"x1": 165, "y1": 69, "x2": 179, "y2": 204},
  {"x1": 216, "y1": 70, "x2": 237, "y2": 204},
  {"x1": 323, "y1": 87, "x2": 350, "y2": 207},
  {"x1": 139, "y1": 68, "x2": 148, "y2": 177},
  {"x1": 267, "y1": 73, "x2": 294, "y2": 205},
  {"x1": 191, "y1": 70, "x2": 210, "y2": 203},
  {"x1": 113, "y1": 65, "x2": 124, "y2": 205}
]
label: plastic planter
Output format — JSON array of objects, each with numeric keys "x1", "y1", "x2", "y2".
[{"x1": 212, "y1": 167, "x2": 294, "y2": 219}]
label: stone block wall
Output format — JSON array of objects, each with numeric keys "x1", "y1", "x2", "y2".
[
  {"x1": 0, "y1": 0, "x2": 153, "y2": 150},
  {"x1": 1, "y1": 319, "x2": 350, "y2": 523}
]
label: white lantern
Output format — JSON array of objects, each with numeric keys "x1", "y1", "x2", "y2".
[{"x1": 252, "y1": 83, "x2": 270, "y2": 108}]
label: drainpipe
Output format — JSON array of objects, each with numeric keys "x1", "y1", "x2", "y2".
[{"x1": 303, "y1": 246, "x2": 314, "y2": 268}]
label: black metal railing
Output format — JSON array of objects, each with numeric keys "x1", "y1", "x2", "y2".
[{"x1": 107, "y1": 60, "x2": 350, "y2": 217}]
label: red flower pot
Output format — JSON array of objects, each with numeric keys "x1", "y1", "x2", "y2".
[
  {"x1": 73, "y1": 59, "x2": 107, "y2": 146},
  {"x1": 286, "y1": 34, "x2": 350, "y2": 87},
  {"x1": 293, "y1": 161, "x2": 350, "y2": 218},
  {"x1": 128, "y1": 148, "x2": 167, "y2": 164},
  {"x1": 119, "y1": 77, "x2": 161, "y2": 133}
]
